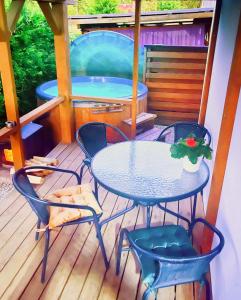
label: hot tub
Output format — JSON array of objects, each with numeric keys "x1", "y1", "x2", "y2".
[{"x1": 36, "y1": 76, "x2": 148, "y2": 137}]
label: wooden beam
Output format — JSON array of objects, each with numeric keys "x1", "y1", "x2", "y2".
[
  {"x1": 38, "y1": 1, "x2": 61, "y2": 34},
  {"x1": 0, "y1": 2, "x2": 11, "y2": 41},
  {"x1": 131, "y1": 0, "x2": 141, "y2": 138},
  {"x1": 52, "y1": 3, "x2": 74, "y2": 143},
  {"x1": 0, "y1": 126, "x2": 17, "y2": 140},
  {"x1": 7, "y1": 0, "x2": 25, "y2": 33},
  {"x1": 199, "y1": 0, "x2": 222, "y2": 125},
  {"x1": 203, "y1": 12, "x2": 241, "y2": 252},
  {"x1": 0, "y1": 1, "x2": 25, "y2": 169},
  {"x1": 20, "y1": 96, "x2": 64, "y2": 127},
  {"x1": 68, "y1": 11, "x2": 213, "y2": 26}
]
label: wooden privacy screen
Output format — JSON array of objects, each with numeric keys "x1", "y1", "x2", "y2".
[{"x1": 144, "y1": 45, "x2": 208, "y2": 125}]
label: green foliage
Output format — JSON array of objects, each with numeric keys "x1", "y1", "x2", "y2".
[
  {"x1": 170, "y1": 135, "x2": 212, "y2": 164},
  {"x1": 158, "y1": 0, "x2": 182, "y2": 10},
  {"x1": 0, "y1": 7, "x2": 56, "y2": 127},
  {"x1": 87, "y1": 0, "x2": 118, "y2": 14}
]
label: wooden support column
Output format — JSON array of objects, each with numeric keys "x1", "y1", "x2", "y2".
[
  {"x1": 51, "y1": 3, "x2": 73, "y2": 143},
  {"x1": 203, "y1": 13, "x2": 241, "y2": 252},
  {"x1": 199, "y1": 0, "x2": 222, "y2": 125},
  {"x1": 131, "y1": 0, "x2": 141, "y2": 139},
  {"x1": 0, "y1": 1, "x2": 25, "y2": 169}
]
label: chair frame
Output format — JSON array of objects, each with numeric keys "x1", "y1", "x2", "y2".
[
  {"x1": 76, "y1": 122, "x2": 129, "y2": 201},
  {"x1": 12, "y1": 165, "x2": 109, "y2": 283},
  {"x1": 156, "y1": 122, "x2": 212, "y2": 146},
  {"x1": 116, "y1": 218, "x2": 224, "y2": 300}
]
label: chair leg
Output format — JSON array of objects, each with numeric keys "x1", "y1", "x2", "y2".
[
  {"x1": 79, "y1": 164, "x2": 86, "y2": 183},
  {"x1": 35, "y1": 218, "x2": 41, "y2": 241},
  {"x1": 204, "y1": 277, "x2": 211, "y2": 300},
  {"x1": 94, "y1": 222, "x2": 109, "y2": 269},
  {"x1": 94, "y1": 179, "x2": 100, "y2": 205},
  {"x1": 41, "y1": 229, "x2": 50, "y2": 283},
  {"x1": 143, "y1": 288, "x2": 151, "y2": 300},
  {"x1": 198, "y1": 277, "x2": 210, "y2": 300},
  {"x1": 146, "y1": 206, "x2": 151, "y2": 228},
  {"x1": 116, "y1": 229, "x2": 125, "y2": 275}
]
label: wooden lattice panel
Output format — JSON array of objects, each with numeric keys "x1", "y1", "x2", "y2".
[{"x1": 144, "y1": 45, "x2": 208, "y2": 125}]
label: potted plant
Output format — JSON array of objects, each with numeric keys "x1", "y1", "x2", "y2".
[{"x1": 170, "y1": 134, "x2": 212, "y2": 172}]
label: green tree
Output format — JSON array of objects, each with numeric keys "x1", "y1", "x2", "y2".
[
  {"x1": 157, "y1": 0, "x2": 182, "y2": 10},
  {"x1": 88, "y1": 0, "x2": 118, "y2": 14},
  {"x1": 0, "y1": 7, "x2": 56, "y2": 127}
]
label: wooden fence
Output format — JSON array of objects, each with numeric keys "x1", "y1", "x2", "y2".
[{"x1": 144, "y1": 45, "x2": 208, "y2": 125}]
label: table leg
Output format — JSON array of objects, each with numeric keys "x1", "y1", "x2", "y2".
[
  {"x1": 146, "y1": 206, "x2": 151, "y2": 228},
  {"x1": 100, "y1": 201, "x2": 136, "y2": 228},
  {"x1": 192, "y1": 194, "x2": 198, "y2": 222}
]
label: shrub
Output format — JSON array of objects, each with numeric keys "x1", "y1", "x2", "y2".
[
  {"x1": 88, "y1": 0, "x2": 118, "y2": 14},
  {"x1": 0, "y1": 8, "x2": 56, "y2": 127}
]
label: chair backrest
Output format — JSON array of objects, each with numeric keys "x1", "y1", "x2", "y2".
[
  {"x1": 12, "y1": 168, "x2": 49, "y2": 225},
  {"x1": 157, "y1": 122, "x2": 211, "y2": 145},
  {"x1": 76, "y1": 122, "x2": 129, "y2": 159}
]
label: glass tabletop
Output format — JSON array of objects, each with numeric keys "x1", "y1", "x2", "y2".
[{"x1": 91, "y1": 141, "x2": 209, "y2": 204}]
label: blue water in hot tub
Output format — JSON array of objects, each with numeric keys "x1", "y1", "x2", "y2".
[{"x1": 36, "y1": 76, "x2": 148, "y2": 101}]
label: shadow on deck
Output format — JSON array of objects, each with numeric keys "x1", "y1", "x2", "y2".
[{"x1": 0, "y1": 127, "x2": 205, "y2": 300}]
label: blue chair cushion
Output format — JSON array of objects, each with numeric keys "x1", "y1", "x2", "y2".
[{"x1": 129, "y1": 225, "x2": 197, "y2": 285}]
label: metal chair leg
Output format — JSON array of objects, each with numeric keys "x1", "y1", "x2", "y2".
[
  {"x1": 205, "y1": 277, "x2": 211, "y2": 300},
  {"x1": 41, "y1": 229, "x2": 50, "y2": 283},
  {"x1": 79, "y1": 164, "x2": 86, "y2": 183},
  {"x1": 94, "y1": 179, "x2": 99, "y2": 205},
  {"x1": 146, "y1": 206, "x2": 151, "y2": 228},
  {"x1": 94, "y1": 222, "x2": 109, "y2": 269},
  {"x1": 35, "y1": 218, "x2": 41, "y2": 241},
  {"x1": 116, "y1": 229, "x2": 125, "y2": 275},
  {"x1": 143, "y1": 288, "x2": 151, "y2": 300}
]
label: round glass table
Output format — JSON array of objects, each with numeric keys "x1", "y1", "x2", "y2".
[{"x1": 91, "y1": 141, "x2": 209, "y2": 227}]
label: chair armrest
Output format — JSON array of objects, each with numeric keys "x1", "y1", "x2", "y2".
[
  {"x1": 190, "y1": 218, "x2": 224, "y2": 255},
  {"x1": 24, "y1": 166, "x2": 81, "y2": 184}
]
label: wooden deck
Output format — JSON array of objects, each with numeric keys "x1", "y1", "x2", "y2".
[{"x1": 0, "y1": 127, "x2": 205, "y2": 300}]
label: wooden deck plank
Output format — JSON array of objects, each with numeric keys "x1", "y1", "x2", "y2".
[
  {"x1": 117, "y1": 208, "x2": 146, "y2": 300},
  {"x1": 0, "y1": 143, "x2": 82, "y2": 253},
  {"x1": 0, "y1": 143, "x2": 68, "y2": 216},
  {"x1": 38, "y1": 186, "x2": 109, "y2": 300},
  {"x1": 0, "y1": 143, "x2": 84, "y2": 298},
  {"x1": 78, "y1": 197, "x2": 130, "y2": 300},
  {"x1": 59, "y1": 191, "x2": 121, "y2": 300},
  {"x1": 0, "y1": 128, "x2": 207, "y2": 300},
  {"x1": 97, "y1": 205, "x2": 140, "y2": 300}
]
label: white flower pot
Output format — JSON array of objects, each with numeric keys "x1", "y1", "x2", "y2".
[{"x1": 182, "y1": 156, "x2": 202, "y2": 173}]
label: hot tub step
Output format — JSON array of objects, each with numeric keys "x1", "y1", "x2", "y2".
[{"x1": 123, "y1": 112, "x2": 157, "y2": 134}]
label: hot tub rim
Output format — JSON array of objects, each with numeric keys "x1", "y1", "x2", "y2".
[{"x1": 36, "y1": 76, "x2": 148, "y2": 101}]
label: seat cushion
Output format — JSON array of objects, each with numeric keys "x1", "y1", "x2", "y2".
[
  {"x1": 45, "y1": 184, "x2": 102, "y2": 229},
  {"x1": 129, "y1": 225, "x2": 197, "y2": 285}
]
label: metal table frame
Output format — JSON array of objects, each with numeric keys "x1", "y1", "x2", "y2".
[{"x1": 91, "y1": 141, "x2": 209, "y2": 228}]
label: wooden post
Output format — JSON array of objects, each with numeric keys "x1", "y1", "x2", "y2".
[
  {"x1": 131, "y1": 0, "x2": 141, "y2": 139},
  {"x1": 0, "y1": 1, "x2": 25, "y2": 170},
  {"x1": 52, "y1": 3, "x2": 73, "y2": 143},
  {"x1": 198, "y1": 0, "x2": 222, "y2": 125},
  {"x1": 203, "y1": 13, "x2": 241, "y2": 252}
]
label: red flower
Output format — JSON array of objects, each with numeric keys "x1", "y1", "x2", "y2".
[{"x1": 186, "y1": 137, "x2": 197, "y2": 148}]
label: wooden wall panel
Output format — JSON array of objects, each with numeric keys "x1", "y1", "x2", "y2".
[{"x1": 144, "y1": 45, "x2": 208, "y2": 125}]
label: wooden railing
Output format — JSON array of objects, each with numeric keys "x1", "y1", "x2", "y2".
[
  {"x1": 144, "y1": 45, "x2": 208, "y2": 125},
  {"x1": 19, "y1": 96, "x2": 64, "y2": 127},
  {"x1": 0, "y1": 96, "x2": 64, "y2": 138}
]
